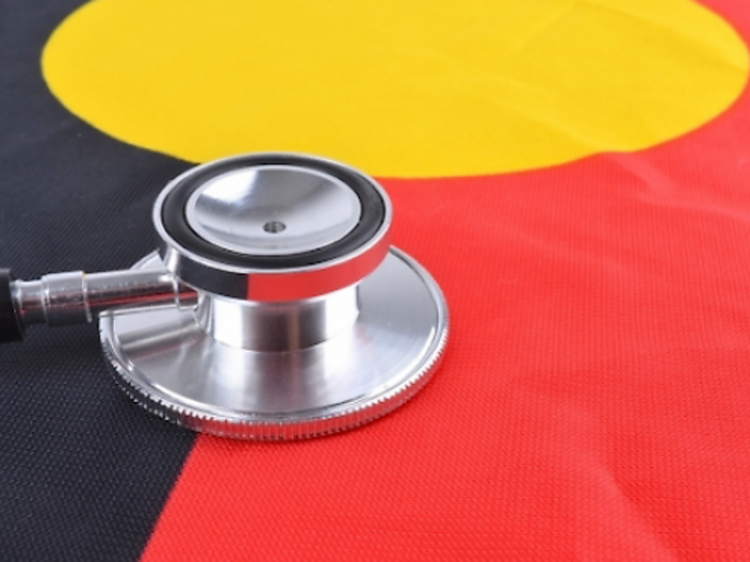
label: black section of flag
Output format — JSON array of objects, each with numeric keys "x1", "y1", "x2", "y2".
[{"x1": 0, "y1": 2, "x2": 196, "y2": 560}]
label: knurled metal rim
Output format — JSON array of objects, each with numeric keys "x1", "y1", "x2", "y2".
[
  {"x1": 100, "y1": 247, "x2": 449, "y2": 440},
  {"x1": 106, "y1": 323, "x2": 447, "y2": 440}
]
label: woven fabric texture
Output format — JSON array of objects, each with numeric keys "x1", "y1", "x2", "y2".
[{"x1": 1, "y1": 0, "x2": 750, "y2": 561}]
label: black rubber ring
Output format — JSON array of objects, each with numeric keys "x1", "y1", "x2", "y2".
[
  {"x1": 160, "y1": 155, "x2": 386, "y2": 269},
  {"x1": 0, "y1": 269, "x2": 24, "y2": 342}
]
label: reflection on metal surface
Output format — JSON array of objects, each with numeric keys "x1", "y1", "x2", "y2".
[
  {"x1": 101, "y1": 249, "x2": 448, "y2": 439},
  {"x1": 13, "y1": 268, "x2": 196, "y2": 326},
  {"x1": 152, "y1": 154, "x2": 393, "y2": 301},
  {"x1": 194, "y1": 285, "x2": 360, "y2": 351},
  {"x1": 185, "y1": 166, "x2": 361, "y2": 255}
]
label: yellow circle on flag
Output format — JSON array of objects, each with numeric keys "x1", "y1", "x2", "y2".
[{"x1": 42, "y1": 0, "x2": 748, "y2": 178}]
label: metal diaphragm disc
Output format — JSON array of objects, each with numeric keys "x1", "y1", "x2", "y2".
[
  {"x1": 184, "y1": 165, "x2": 362, "y2": 256},
  {"x1": 99, "y1": 249, "x2": 448, "y2": 440}
]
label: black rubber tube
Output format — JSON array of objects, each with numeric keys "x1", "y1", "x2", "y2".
[{"x1": 0, "y1": 269, "x2": 24, "y2": 342}]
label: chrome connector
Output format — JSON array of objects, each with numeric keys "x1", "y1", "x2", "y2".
[{"x1": 12, "y1": 269, "x2": 197, "y2": 328}]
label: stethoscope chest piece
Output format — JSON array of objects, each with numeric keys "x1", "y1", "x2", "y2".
[{"x1": 96, "y1": 154, "x2": 449, "y2": 439}]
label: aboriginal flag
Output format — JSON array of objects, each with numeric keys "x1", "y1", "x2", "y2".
[{"x1": 3, "y1": 0, "x2": 750, "y2": 560}]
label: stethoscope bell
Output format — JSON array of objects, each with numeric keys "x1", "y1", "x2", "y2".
[{"x1": 1, "y1": 154, "x2": 448, "y2": 439}]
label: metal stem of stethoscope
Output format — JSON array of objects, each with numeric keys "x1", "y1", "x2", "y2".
[
  {"x1": 0, "y1": 153, "x2": 449, "y2": 440},
  {"x1": 8, "y1": 269, "x2": 195, "y2": 330}
]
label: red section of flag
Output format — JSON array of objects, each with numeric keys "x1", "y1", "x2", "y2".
[{"x1": 142, "y1": 1, "x2": 750, "y2": 559}]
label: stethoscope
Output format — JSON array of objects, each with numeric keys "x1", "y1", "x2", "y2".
[{"x1": 0, "y1": 153, "x2": 448, "y2": 440}]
